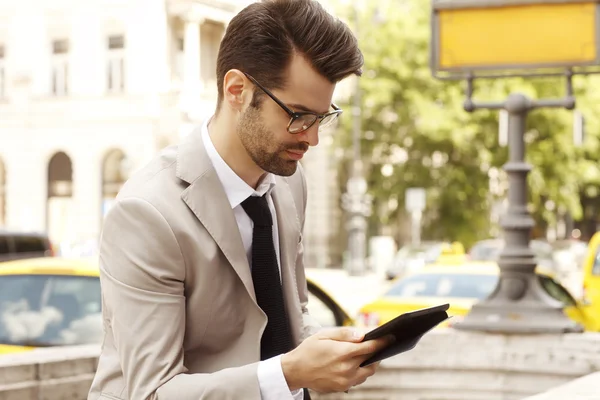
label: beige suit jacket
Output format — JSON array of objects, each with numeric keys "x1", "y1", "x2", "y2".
[{"x1": 88, "y1": 127, "x2": 321, "y2": 400}]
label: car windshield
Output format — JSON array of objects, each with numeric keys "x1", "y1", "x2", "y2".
[
  {"x1": 385, "y1": 273, "x2": 498, "y2": 299},
  {"x1": 0, "y1": 274, "x2": 102, "y2": 347}
]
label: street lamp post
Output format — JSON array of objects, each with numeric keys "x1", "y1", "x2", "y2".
[
  {"x1": 341, "y1": 3, "x2": 371, "y2": 276},
  {"x1": 455, "y1": 73, "x2": 583, "y2": 333},
  {"x1": 429, "y1": 0, "x2": 600, "y2": 333}
]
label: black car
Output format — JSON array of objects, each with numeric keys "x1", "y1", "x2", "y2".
[{"x1": 0, "y1": 231, "x2": 54, "y2": 262}]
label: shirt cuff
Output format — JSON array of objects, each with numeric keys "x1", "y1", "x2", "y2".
[{"x1": 257, "y1": 355, "x2": 304, "y2": 400}]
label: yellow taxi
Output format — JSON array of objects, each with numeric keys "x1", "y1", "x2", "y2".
[
  {"x1": 304, "y1": 271, "x2": 354, "y2": 327},
  {"x1": 386, "y1": 241, "x2": 466, "y2": 280},
  {"x1": 0, "y1": 258, "x2": 351, "y2": 355},
  {"x1": 358, "y1": 262, "x2": 599, "y2": 331},
  {"x1": 582, "y1": 232, "x2": 600, "y2": 329},
  {"x1": 0, "y1": 257, "x2": 102, "y2": 355},
  {"x1": 435, "y1": 242, "x2": 467, "y2": 265}
]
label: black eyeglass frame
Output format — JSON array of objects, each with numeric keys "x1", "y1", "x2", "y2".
[{"x1": 243, "y1": 72, "x2": 343, "y2": 134}]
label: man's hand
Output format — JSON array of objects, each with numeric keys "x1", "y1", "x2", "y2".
[{"x1": 281, "y1": 327, "x2": 392, "y2": 394}]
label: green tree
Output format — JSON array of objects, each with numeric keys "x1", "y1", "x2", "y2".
[{"x1": 332, "y1": 0, "x2": 600, "y2": 249}]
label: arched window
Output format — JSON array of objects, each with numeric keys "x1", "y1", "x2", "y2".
[{"x1": 47, "y1": 151, "x2": 73, "y2": 248}]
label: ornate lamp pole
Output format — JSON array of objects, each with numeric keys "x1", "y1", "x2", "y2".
[
  {"x1": 456, "y1": 73, "x2": 583, "y2": 333},
  {"x1": 430, "y1": 0, "x2": 600, "y2": 332}
]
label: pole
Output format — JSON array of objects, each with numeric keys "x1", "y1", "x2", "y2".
[
  {"x1": 342, "y1": 2, "x2": 370, "y2": 276},
  {"x1": 456, "y1": 91, "x2": 582, "y2": 333},
  {"x1": 411, "y1": 211, "x2": 421, "y2": 246}
]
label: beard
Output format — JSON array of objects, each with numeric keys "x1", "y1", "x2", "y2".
[{"x1": 236, "y1": 105, "x2": 308, "y2": 177}]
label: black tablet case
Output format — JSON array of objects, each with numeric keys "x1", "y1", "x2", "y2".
[{"x1": 360, "y1": 303, "x2": 451, "y2": 367}]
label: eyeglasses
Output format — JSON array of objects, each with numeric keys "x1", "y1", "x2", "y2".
[{"x1": 243, "y1": 72, "x2": 343, "y2": 134}]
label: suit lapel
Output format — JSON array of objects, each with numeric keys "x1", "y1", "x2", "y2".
[
  {"x1": 272, "y1": 177, "x2": 304, "y2": 345},
  {"x1": 176, "y1": 127, "x2": 306, "y2": 342},
  {"x1": 177, "y1": 127, "x2": 256, "y2": 303}
]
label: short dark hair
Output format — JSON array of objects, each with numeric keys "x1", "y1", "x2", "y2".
[{"x1": 215, "y1": 0, "x2": 363, "y2": 111}]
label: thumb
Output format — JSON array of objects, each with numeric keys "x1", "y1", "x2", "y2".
[{"x1": 318, "y1": 327, "x2": 364, "y2": 342}]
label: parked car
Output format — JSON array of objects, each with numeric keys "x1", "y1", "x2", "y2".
[
  {"x1": 468, "y1": 238, "x2": 557, "y2": 273},
  {"x1": 0, "y1": 257, "x2": 351, "y2": 355},
  {"x1": 582, "y1": 232, "x2": 600, "y2": 330},
  {"x1": 358, "y1": 262, "x2": 599, "y2": 331},
  {"x1": 551, "y1": 239, "x2": 588, "y2": 272},
  {"x1": 306, "y1": 278, "x2": 353, "y2": 328},
  {"x1": 386, "y1": 241, "x2": 464, "y2": 280},
  {"x1": 0, "y1": 231, "x2": 54, "y2": 262}
]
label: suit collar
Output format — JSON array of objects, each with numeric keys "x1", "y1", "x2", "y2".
[
  {"x1": 199, "y1": 117, "x2": 276, "y2": 209},
  {"x1": 175, "y1": 125, "x2": 212, "y2": 185}
]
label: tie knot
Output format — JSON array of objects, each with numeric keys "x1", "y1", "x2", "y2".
[{"x1": 241, "y1": 195, "x2": 272, "y2": 227}]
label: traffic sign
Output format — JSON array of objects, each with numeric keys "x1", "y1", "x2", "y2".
[{"x1": 405, "y1": 188, "x2": 426, "y2": 212}]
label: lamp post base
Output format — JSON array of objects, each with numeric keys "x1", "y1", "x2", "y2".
[{"x1": 454, "y1": 274, "x2": 583, "y2": 334}]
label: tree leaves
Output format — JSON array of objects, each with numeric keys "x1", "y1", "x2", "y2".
[{"x1": 332, "y1": 0, "x2": 600, "y2": 248}]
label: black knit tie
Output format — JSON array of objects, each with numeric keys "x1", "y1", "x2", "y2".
[{"x1": 242, "y1": 194, "x2": 293, "y2": 360}]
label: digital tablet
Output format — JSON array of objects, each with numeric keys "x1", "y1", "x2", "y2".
[{"x1": 360, "y1": 303, "x2": 451, "y2": 367}]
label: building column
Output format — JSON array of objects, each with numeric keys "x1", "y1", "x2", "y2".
[
  {"x1": 182, "y1": 17, "x2": 203, "y2": 118},
  {"x1": 5, "y1": 150, "x2": 47, "y2": 233},
  {"x1": 71, "y1": 152, "x2": 102, "y2": 248}
]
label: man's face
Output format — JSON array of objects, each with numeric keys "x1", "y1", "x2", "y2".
[{"x1": 237, "y1": 53, "x2": 336, "y2": 177}]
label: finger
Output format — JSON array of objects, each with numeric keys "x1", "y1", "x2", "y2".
[
  {"x1": 354, "y1": 363, "x2": 378, "y2": 382},
  {"x1": 363, "y1": 362, "x2": 379, "y2": 375},
  {"x1": 317, "y1": 327, "x2": 364, "y2": 343},
  {"x1": 348, "y1": 364, "x2": 377, "y2": 388},
  {"x1": 348, "y1": 335, "x2": 394, "y2": 357},
  {"x1": 359, "y1": 361, "x2": 381, "y2": 370}
]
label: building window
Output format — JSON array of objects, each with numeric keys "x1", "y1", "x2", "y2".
[
  {"x1": 107, "y1": 35, "x2": 125, "y2": 92},
  {"x1": 51, "y1": 39, "x2": 69, "y2": 96},
  {"x1": 47, "y1": 151, "x2": 74, "y2": 247},
  {"x1": 0, "y1": 45, "x2": 6, "y2": 99}
]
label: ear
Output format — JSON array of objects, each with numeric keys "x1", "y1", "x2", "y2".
[{"x1": 223, "y1": 69, "x2": 252, "y2": 112}]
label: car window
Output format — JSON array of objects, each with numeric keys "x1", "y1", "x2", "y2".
[
  {"x1": 0, "y1": 274, "x2": 102, "y2": 347},
  {"x1": 469, "y1": 242, "x2": 501, "y2": 261},
  {"x1": 593, "y1": 248, "x2": 600, "y2": 276},
  {"x1": 13, "y1": 236, "x2": 47, "y2": 254},
  {"x1": 0, "y1": 236, "x2": 9, "y2": 254},
  {"x1": 385, "y1": 273, "x2": 498, "y2": 299},
  {"x1": 307, "y1": 291, "x2": 337, "y2": 328},
  {"x1": 538, "y1": 275, "x2": 577, "y2": 307}
]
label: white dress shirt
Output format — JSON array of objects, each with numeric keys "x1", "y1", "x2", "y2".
[{"x1": 201, "y1": 118, "x2": 304, "y2": 400}]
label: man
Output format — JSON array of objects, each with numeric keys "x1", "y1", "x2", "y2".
[{"x1": 88, "y1": 1, "x2": 389, "y2": 399}]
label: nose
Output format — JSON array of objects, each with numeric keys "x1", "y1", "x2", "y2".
[{"x1": 298, "y1": 124, "x2": 319, "y2": 147}]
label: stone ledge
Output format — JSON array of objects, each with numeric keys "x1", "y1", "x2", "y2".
[
  {"x1": 522, "y1": 371, "x2": 600, "y2": 400},
  {"x1": 0, "y1": 345, "x2": 99, "y2": 400},
  {"x1": 312, "y1": 330, "x2": 600, "y2": 400},
  {"x1": 0, "y1": 344, "x2": 100, "y2": 368},
  {"x1": 0, "y1": 331, "x2": 599, "y2": 400}
]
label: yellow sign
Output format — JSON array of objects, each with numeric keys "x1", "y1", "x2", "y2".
[{"x1": 431, "y1": 0, "x2": 600, "y2": 73}]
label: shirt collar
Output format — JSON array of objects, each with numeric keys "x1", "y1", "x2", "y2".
[{"x1": 200, "y1": 117, "x2": 276, "y2": 209}]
